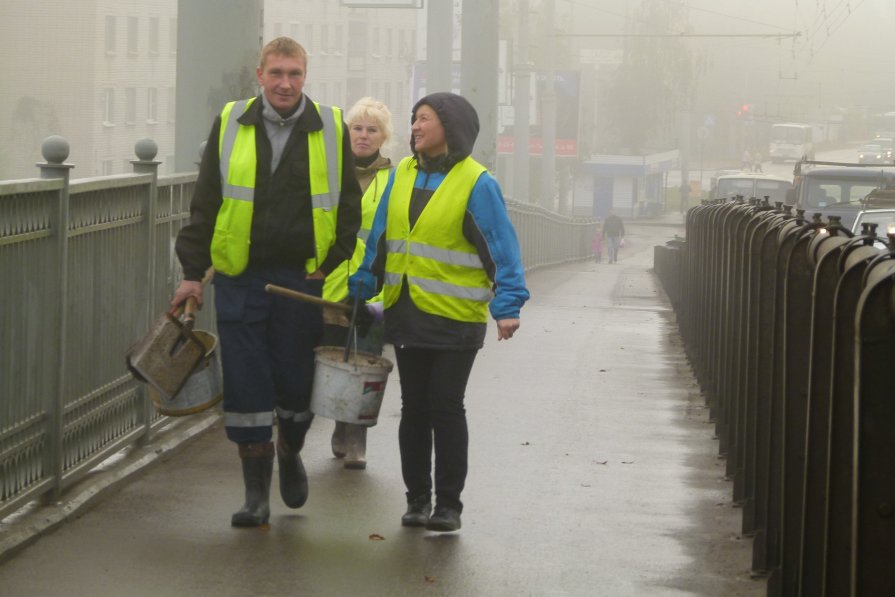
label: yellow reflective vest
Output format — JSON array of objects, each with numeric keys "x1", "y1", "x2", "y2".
[
  {"x1": 211, "y1": 97, "x2": 343, "y2": 276},
  {"x1": 323, "y1": 166, "x2": 390, "y2": 302},
  {"x1": 382, "y1": 156, "x2": 494, "y2": 323}
]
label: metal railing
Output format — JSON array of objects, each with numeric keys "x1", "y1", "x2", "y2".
[
  {"x1": 0, "y1": 135, "x2": 596, "y2": 519},
  {"x1": 0, "y1": 137, "x2": 211, "y2": 519},
  {"x1": 655, "y1": 197, "x2": 895, "y2": 597}
]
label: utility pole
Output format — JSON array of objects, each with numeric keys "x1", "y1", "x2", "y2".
[
  {"x1": 426, "y1": 0, "x2": 453, "y2": 94},
  {"x1": 540, "y1": 0, "x2": 557, "y2": 211},
  {"x1": 461, "y1": 0, "x2": 498, "y2": 170},
  {"x1": 513, "y1": 0, "x2": 531, "y2": 204},
  {"x1": 174, "y1": 0, "x2": 263, "y2": 172}
]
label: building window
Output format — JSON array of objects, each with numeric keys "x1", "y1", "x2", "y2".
[
  {"x1": 105, "y1": 16, "x2": 116, "y2": 55},
  {"x1": 321, "y1": 24, "x2": 329, "y2": 54},
  {"x1": 385, "y1": 28, "x2": 392, "y2": 57},
  {"x1": 149, "y1": 17, "x2": 159, "y2": 55},
  {"x1": 103, "y1": 88, "x2": 115, "y2": 126},
  {"x1": 305, "y1": 24, "x2": 313, "y2": 48},
  {"x1": 169, "y1": 18, "x2": 177, "y2": 54},
  {"x1": 371, "y1": 28, "x2": 380, "y2": 56},
  {"x1": 127, "y1": 16, "x2": 138, "y2": 56},
  {"x1": 102, "y1": 159, "x2": 115, "y2": 175},
  {"x1": 334, "y1": 25, "x2": 343, "y2": 54},
  {"x1": 274, "y1": 22, "x2": 283, "y2": 37},
  {"x1": 334, "y1": 82, "x2": 343, "y2": 106},
  {"x1": 167, "y1": 87, "x2": 176, "y2": 123},
  {"x1": 147, "y1": 88, "x2": 158, "y2": 123},
  {"x1": 125, "y1": 88, "x2": 136, "y2": 124}
]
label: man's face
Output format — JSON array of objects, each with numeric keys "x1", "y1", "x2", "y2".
[{"x1": 256, "y1": 53, "x2": 307, "y2": 115}]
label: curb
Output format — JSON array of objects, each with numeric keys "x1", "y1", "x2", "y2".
[{"x1": 0, "y1": 412, "x2": 221, "y2": 564}]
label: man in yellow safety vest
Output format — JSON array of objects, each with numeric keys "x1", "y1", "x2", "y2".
[{"x1": 171, "y1": 37, "x2": 361, "y2": 528}]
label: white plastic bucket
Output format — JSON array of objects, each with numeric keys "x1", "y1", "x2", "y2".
[{"x1": 310, "y1": 346, "x2": 394, "y2": 426}]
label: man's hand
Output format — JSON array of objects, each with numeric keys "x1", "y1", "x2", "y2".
[
  {"x1": 306, "y1": 269, "x2": 326, "y2": 281},
  {"x1": 496, "y1": 318, "x2": 520, "y2": 341},
  {"x1": 170, "y1": 280, "x2": 204, "y2": 313}
]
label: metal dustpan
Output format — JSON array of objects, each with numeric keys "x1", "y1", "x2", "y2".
[{"x1": 126, "y1": 297, "x2": 206, "y2": 400}]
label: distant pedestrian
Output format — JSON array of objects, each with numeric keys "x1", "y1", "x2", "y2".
[
  {"x1": 752, "y1": 150, "x2": 763, "y2": 173},
  {"x1": 603, "y1": 208, "x2": 625, "y2": 264},
  {"x1": 741, "y1": 149, "x2": 752, "y2": 171},
  {"x1": 679, "y1": 182, "x2": 689, "y2": 213},
  {"x1": 592, "y1": 229, "x2": 603, "y2": 263}
]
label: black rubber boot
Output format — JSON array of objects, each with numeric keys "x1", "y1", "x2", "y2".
[
  {"x1": 277, "y1": 436, "x2": 309, "y2": 509},
  {"x1": 231, "y1": 442, "x2": 274, "y2": 528}
]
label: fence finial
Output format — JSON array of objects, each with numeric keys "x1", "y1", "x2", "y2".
[{"x1": 41, "y1": 135, "x2": 70, "y2": 164}]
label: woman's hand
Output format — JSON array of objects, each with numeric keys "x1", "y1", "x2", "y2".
[{"x1": 496, "y1": 318, "x2": 520, "y2": 341}]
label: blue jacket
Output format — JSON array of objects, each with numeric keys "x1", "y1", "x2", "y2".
[{"x1": 349, "y1": 165, "x2": 530, "y2": 349}]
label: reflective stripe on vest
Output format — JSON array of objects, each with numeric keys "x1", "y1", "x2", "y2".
[
  {"x1": 211, "y1": 98, "x2": 343, "y2": 276},
  {"x1": 382, "y1": 156, "x2": 493, "y2": 323},
  {"x1": 322, "y1": 167, "x2": 391, "y2": 302}
]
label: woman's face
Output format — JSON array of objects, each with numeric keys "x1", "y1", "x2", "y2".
[
  {"x1": 349, "y1": 117, "x2": 386, "y2": 159},
  {"x1": 411, "y1": 105, "x2": 448, "y2": 157}
]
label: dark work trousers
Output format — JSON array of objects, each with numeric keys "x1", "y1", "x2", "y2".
[
  {"x1": 394, "y1": 346, "x2": 478, "y2": 512},
  {"x1": 214, "y1": 265, "x2": 323, "y2": 447}
]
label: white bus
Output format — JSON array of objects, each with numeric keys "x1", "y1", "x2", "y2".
[{"x1": 769, "y1": 123, "x2": 815, "y2": 163}]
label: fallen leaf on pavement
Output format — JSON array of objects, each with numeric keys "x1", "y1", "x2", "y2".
[{"x1": 369, "y1": 533, "x2": 385, "y2": 541}]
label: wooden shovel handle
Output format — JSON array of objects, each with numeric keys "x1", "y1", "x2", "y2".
[
  {"x1": 264, "y1": 284, "x2": 353, "y2": 312},
  {"x1": 182, "y1": 296, "x2": 198, "y2": 329}
]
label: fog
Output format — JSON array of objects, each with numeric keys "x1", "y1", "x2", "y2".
[{"x1": 1, "y1": 0, "x2": 891, "y2": 182}]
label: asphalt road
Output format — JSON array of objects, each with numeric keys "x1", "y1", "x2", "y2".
[{"x1": 0, "y1": 214, "x2": 765, "y2": 597}]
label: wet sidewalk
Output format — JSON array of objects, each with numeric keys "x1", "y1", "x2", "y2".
[{"x1": 0, "y1": 216, "x2": 765, "y2": 596}]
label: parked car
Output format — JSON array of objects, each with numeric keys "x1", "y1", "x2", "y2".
[
  {"x1": 710, "y1": 172, "x2": 793, "y2": 204},
  {"x1": 857, "y1": 143, "x2": 887, "y2": 164}
]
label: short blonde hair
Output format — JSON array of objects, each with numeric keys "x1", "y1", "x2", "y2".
[
  {"x1": 259, "y1": 37, "x2": 307, "y2": 69},
  {"x1": 346, "y1": 97, "x2": 394, "y2": 147}
]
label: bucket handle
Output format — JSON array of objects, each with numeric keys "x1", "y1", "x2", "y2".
[{"x1": 342, "y1": 286, "x2": 364, "y2": 363}]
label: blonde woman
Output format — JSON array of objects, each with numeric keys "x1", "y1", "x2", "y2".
[{"x1": 322, "y1": 97, "x2": 395, "y2": 469}]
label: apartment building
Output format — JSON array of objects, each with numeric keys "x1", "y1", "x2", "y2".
[
  {"x1": 0, "y1": 0, "x2": 178, "y2": 179},
  {"x1": 0, "y1": 1, "x2": 419, "y2": 180},
  {"x1": 264, "y1": 0, "x2": 420, "y2": 158}
]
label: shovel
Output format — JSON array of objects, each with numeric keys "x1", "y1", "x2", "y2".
[
  {"x1": 264, "y1": 282, "x2": 366, "y2": 362},
  {"x1": 126, "y1": 296, "x2": 206, "y2": 400}
]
